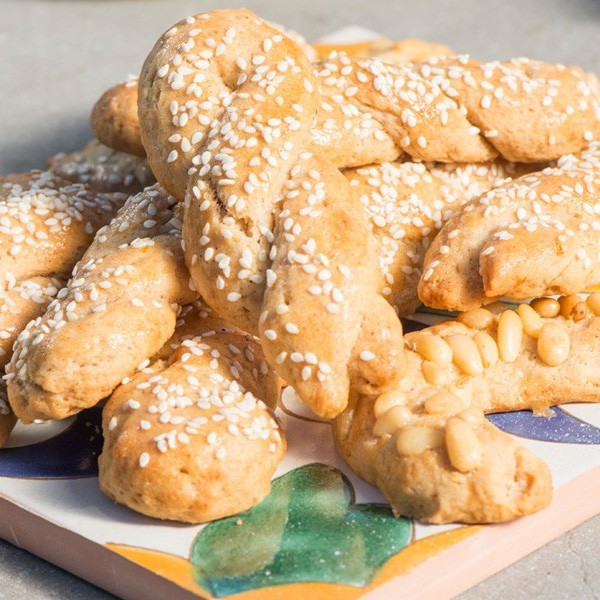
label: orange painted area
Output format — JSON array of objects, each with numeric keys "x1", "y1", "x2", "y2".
[
  {"x1": 105, "y1": 543, "x2": 208, "y2": 598},
  {"x1": 105, "y1": 526, "x2": 477, "y2": 600},
  {"x1": 369, "y1": 526, "x2": 480, "y2": 586}
]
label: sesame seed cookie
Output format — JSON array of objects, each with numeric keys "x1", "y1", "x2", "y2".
[
  {"x1": 99, "y1": 301, "x2": 284, "y2": 523},
  {"x1": 7, "y1": 185, "x2": 196, "y2": 422},
  {"x1": 419, "y1": 143, "x2": 600, "y2": 311},
  {"x1": 47, "y1": 140, "x2": 155, "y2": 194}
]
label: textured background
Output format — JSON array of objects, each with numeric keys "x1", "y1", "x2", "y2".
[{"x1": 0, "y1": 0, "x2": 599, "y2": 597}]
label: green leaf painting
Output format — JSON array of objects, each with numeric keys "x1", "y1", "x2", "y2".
[{"x1": 190, "y1": 463, "x2": 412, "y2": 597}]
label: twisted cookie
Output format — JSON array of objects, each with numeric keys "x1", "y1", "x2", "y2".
[
  {"x1": 309, "y1": 52, "x2": 600, "y2": 168},
  {"x1": 0, "y1": 171, "x2": 126, "y2": 286},
  {"x1": 0, "y1": 170, "x2": 125, "y2": 363},
  {"x1": 345, "y1": 158, "x2": 533, "y2": 314},
  {"x1": 140, "y1": 9, "x2": 404, "y2": 418},
  {"x1": 7, "y1": 185, "x2": 196, "y2": 422},
  {"x1": 334, "y1": 299, "x2": 600, "y2": 523},
  {"x1": 100, "y1": 301, "x2": 284, "y2": 522},
  {"x1": 0, "y1": 170, "x2": 125, "y2": 441},
  {"x1": 419, "y1": 143, "x2": 600, "y2": 311},
  {"x1": 48, "y1": 140, "x2": 155, "y2": 195},
  {"x1": 0, "y1": 276, "x2": 64, "y2": 444}
]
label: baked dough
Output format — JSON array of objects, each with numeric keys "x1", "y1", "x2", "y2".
[
  {"x1": 345, "y1": 159, "x2": 534, "y2": 315},
  {"x1": 48, "y1": 140, "x2": 155, "y2": 194},
  {"x1": 7, "y1": 185, "x2": 196, "y2": 422},
  {"x1": 334, "y1": 302, "x2": 600, "y2": 523},
  {"x1": 140, "y1": 9, "x2": 404, "y2": 419},
  {"x1": 91, "y1": 78, "x2": 146, "y2": 157},
  {"x1": 419, "y1": 143, "x2": 600, "y2": 311},
  {"x1": 0, "y1": 170, "x2": 126, "y2": 441},
  {"x1": 100, "y1": 301, "x2": 285, "y2": 522}
]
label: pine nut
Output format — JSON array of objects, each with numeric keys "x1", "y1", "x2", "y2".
[
  {"x1": 517, "y1": 303, "x2": 543, "y2": 338},
  {"x1": 473, "y1": 331, "x2": 499, "y2": 367},
  {"x1": 424, "y1": 391, "x2": 465, "y2": 416},
  {"x1": 531, "y1": 297, "x2": 560, "y2": 318},
  {"x1": 497, "y1": 310, "x2": 522, "y2": 362},
  {"x1": 414, "y1": 334, "x2": 453, "y2": 366},
  {"x1": 457, "y1": 407, "x2": 485, "y2": 425},
  {"x1": 421, "y1": 360, "x2": 452, "y2": 385},
  {"x1": 445, "y1": 334, "x2": 484, "y2": 375},
  {"x1": 396, "y1": 426, "x2": 444, "y2": 456},
  {"x1": 559, "y1": 294, "x2": 582, "y2": 319},
  {"x1": 445, "y1": 417, "x2": 482, "y2": 472},
  {"x1": 587, "y1": 292, "x2": 600, "y2": 315},
  {"x1": 537, "y1": 323, "x2": 570, "y2": 366},
  {"x1": 457, "y1": 308, "x2": 494, "y2": 330},
  {"x1": 571, "y1": 302, "x2": 588, "y2": 322},
  {"x1": 373, "y1": 405, "x2": 411, "y2": 436},
  {"x1": 373, "y1": 391, "x2": 406, "y2": 418}
]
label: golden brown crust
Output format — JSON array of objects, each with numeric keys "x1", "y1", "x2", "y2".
[
  {"x1": 91, "y1": 79, "x2": 146, "y2": 157},
  {"x1": 334, "y1": 396, "x2": 551, "y2": 524},
  {"x1": 335, "y1": 309, "x2": 600, "y2": 523},
  {"x1": 344, "y1": 159, "x2": 534, "y2": 315},
  {"x1": 0, "y1": 171, "x2": 126, "y2": 286},
  {"x1": 309, "y1": 53, "x2": 600, "y2": 167},
  {"x1": 99, "y1": 301, "x2": 284, "y2": 523},
  {"x1": 47, "y1": 140, "x2": 155, "y2": 194},
  {"x1": 419, "y1": 143, "x2": 600, "y2": 311},
  {"x1": 0, "y1": 170, "x2": 126, "y2": 441},
  {"x1": 140, "y1": 9, "x2": 404, "y2": 418},
  {"x1": 7, "y1": 185, "x2": 196, "y2": 422}
]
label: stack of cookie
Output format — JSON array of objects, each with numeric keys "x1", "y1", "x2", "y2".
[{"x1": 1, "y1": 8, "x2": 599, "y2": 525}]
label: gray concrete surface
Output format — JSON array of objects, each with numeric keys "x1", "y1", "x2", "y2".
[{"x1": 0, "y1": 0, "x2": 599, "y2": 598}]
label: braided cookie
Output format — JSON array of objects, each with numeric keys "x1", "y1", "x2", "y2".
[
  {"x1": 345, "y1": 158, "x2": 534, "y2": 315},
  {"x1": 0, "y1": 277, "x2": 65, "y2": 445},
  {"x1": 419, "y1": 143, "x2": 600, "y2": 311},
  {"x1": 100, "y1": 301, "x2": 284, "y2": 522},
  {"x1": 0, "y1": 171, "x2": 125, "y2": 366},
  {"x1": 91, "y1": 78, "x2": 146, "y2": 157},
  {"x1": 48, "y1": 140, "x2": 155, "y2": 195},
  {"x1": 7, "y1": 185, "x2": 197, "y2": 422},
  {"x1": 0, "y1": 171, "x2": 125, "y2": 442},
  {"x1": 334, "y1": 301, "x2": 600, "y2": 523},
  {"x1": 309, "y1": 53, "x2": 600, "y2": 168},
  {"x1": 139, "y1": 9, "x2": 404, "y2": 418},
  {"x1": 87, "y1": 39, "x2": 449, "y2": 165},
  {"x1": 0, "y1": 171, "x2": 126, "y2": 285}
]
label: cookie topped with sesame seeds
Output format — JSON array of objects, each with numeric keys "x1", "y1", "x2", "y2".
[
  {"x1": 99, "y1": 300, "x2": 284, "y2": 523},
  {"x1": 48, "y1": 140, "x2": 156, "y2": 194},
  {"x1": 0, "y1": 275, "x2": 65, "y2": 447},
  {"x1": 139, "y1": 9, "x2": 405, "y2": 418},
  {"x1": 6, "y1": 184, "x2": 197, "y2": 422},
  {"x1": 334, "y1": 304, "x2": 600, "y2": 523},
  {"x1": 309, "y1": 52, "x2": 600, "y2": 166},
  {"x1": 419, "y1": 142, "x2": 600, "y2": 311},
  {"x1": 0, "y1": 170, "x2": 126, "y2": 288},
  {"x1": 344, "y1": 158, "x2": 534, "y2": 315}
]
